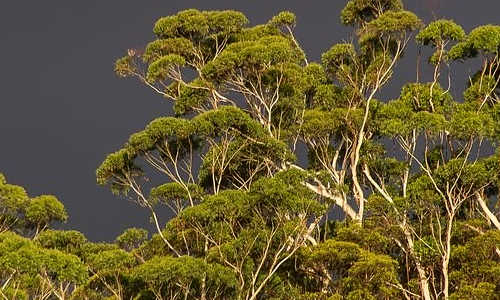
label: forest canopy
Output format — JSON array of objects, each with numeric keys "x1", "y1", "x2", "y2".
[{"x1": 3, "y1": 0, "x2": 500, "y2": 299}]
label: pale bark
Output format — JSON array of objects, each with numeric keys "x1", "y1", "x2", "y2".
[
  {"x1": 402, "y1": 225, "x2": 432, "y2": 300},
  {"x1": 476, "y1": 192, "x2": 500, "y2": 231}
]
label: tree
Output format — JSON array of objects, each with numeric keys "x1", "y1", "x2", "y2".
[
  {"x1": 97, "y1": 1, "x2": 500, "y2": 299},
  {"x1": 0, "y1": 172, "x2": 67, "y2": 238},
  {"x1": 0, "y1": 231, "x2": 88, "y2": 300},
  {"x1": 25, "y1": 195, "x2": 68, "y2": 237},
  {"x1": 168, "y1": 171, "x2": 323, "y2": 300},
  {"x1": 131, "y1": 256, "x2": 237, "y2": 300},
  {"x1": 85, "y1": 249, "x2": 136, "y2": 300},
  {"x1": 0, "y1": 173, "x2": 29, "y2": 234}
]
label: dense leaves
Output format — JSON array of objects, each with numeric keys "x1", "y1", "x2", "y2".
[
  {"x1": 95, "y1": 2, "x2": 500, "y2": 299},
  {"x1": 3, "y1": 1, "x2": 500, "y2": 299}
]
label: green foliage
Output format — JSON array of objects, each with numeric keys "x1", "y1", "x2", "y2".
[
  {"x1": 96, "y1": 148, "x2": 139, "y2": 194},
  {"x1": 0, "y1": 173, "x2": 67, "y2": 238},
  {"x1": 450, "y1": 282, "x2": 496, "y2": 300},
  {"x1": 114, "y1": 56, "x2": 134, "y2": 77},
  {"x1": 399, "y1": 82, "x2": 451, "y2": 113},
  {"x1": 236, "y1": 24, "x2": 280, "y2": 42},
  {"x1": 191, "y1": 106, "x2": 263, "y2": 136},
  {"x1": 449, "y1": 24, "x2": 500, "y2": 60},
  {"x1": 450, "y1": 231, "x2": 500, "y2": 297},
  {"x1": 269, "y1": 11, "x2": 297, "y2": 28},
  {"x1": 42, "y1": 247, "x2": 88, "y2": 283},
  {"x1": 35, "y1": 229, "x2": 87, "y2": 254},
  {"x1": 359, "y1": 10, "x2": 422, "y2": 40},
  {"x1": 173, "y1": 79, "x2": 211, "y2": 115},
  {"x1": 132, "y1": 256, "x2": 237, "y2": 299},
  {"x1": 345, "y1": 252, "x2": 401, "y2": 299},
  {"x1": 199, "y1": 135, "x2": 292, "y2": 190},
  {"x1": 464, "y1": 24, "x2": 500, "y2": 53},
  {"x1": 25, "y1": 195, "x2": 67, "y2": 230},
  {"x1": 448, "y1": 106, "x2": 494, "y2": 139},
  {"x1": 251, "y1": 169, "x2": 323, "y2": 216},
  {"x1": 143, "y1": 37, "x2": 194, "y2": 63},
  {"x1": 0, "y1": 173, "x2": 29, "y2": 232},
  {"x1": 115, "y1": 227, "x2": 148, "y2": 251},
  {"x1": 146, "y1": 54, "x2": 186, "y2": 83},
  {"x1": 322, "y1": 44, "x2": 356, "y2": 72},
  {"x1": 310, "y1": 84, "x2": 345, "y2": 109},
  {"x1": 0, "y1": 231, "x2": 88, "y2": 298},
  {"x1": 153, "y1": 9, "x2": 247, "y2": 40},
  {"x1": 340, "y1": 0, "x2": 403, "y2": 26},
  {"x1": 463, "y1": 75, "x2": 499, "y2": 106},
  {"x1": 416, "y1": 18, "x2": 465, "y2": 64},
  {"x1": 379, "y1": 83, "x2": 452, "y2": 137},
  {"x1": 0, "y1": 232, "x2": 38, "y2": 276},
  {"x1": 416, "y1": 19, "x2": 465, "y2": 46},
  {"x1": 322, "y1": 43, "x2": 357, "y2": 84},
  {"x1": 202, "y1": 34, "x2": 304, "y2": 81},
  {"x1": 8, "y1": 1, "x2": 500, "y2": 298},
  {"x1": 413, "y1": 235, "x2": 440, "y2": 267},
  {"x1": 95, "y1": 3, "x2": 500, "y2": 300},
  {"x1": 299, "y1": 239, "x2": 362, "y2": 277},
  {"x1": 336, "y1": 224, "x2": 393, "y2": 254},
  {"x1": 78, "y1": 241, "x2": 119, "y2": 262},
  {"x1": 300, "y1": 109, "x2": 344, "y2": 138},
  {"x1": 88, "y1": 249, "x2": 136, "y2": 273}
]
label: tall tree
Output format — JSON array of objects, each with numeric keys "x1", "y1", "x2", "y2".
[
  {"x1": 0, "y1": 173, "x2": 67, "y2": 238},
  {"x1": 97, "y1": 1, "x2": 500, "y2": 299}
]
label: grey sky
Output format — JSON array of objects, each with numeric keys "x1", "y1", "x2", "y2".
[{"x1": 0, "y1": 0, "x2": 498, "y2": 241}]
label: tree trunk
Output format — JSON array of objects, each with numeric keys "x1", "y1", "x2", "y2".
[
  {"x1": 403, "y1": 224, "x2": 432, "y2": 300},
  {"x1": 476, "y1": 192, "x2": 500, "y2": 231}
]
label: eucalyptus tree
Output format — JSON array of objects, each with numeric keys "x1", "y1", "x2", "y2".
[
  {"x1": 0, "y1": 173, "x2": 29, "y2": 234},
  {"x1": 97, "y1": 0, "x2": 421, "y2": 251},
  {"x1": 0, "y1": 231, "x2": 88, "y2": 300},
  {"x1": 167, "y1": 170, "x2": 324, "y2": 300},
  {"x1": 363, "y1": 18, "x2": 500, "y2": 299},
  {"x1": 0, "y1": 173, "x2": 67, "y2": 238},
  {"x1": 84, "y1": 249, "x2": 136, "y2": 300},
  {"x1": 97, "y1": 0, "x2": 500, "y2": 299},
  {"x1": 131, "y1": 256, "x2": 237, "y2": 300}
]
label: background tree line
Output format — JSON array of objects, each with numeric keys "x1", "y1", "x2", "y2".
[{"x1": 2, "y1": 0, "x2": 500, "y2": 298}]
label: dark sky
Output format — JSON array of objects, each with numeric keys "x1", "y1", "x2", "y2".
[{"x1": 1, "y1": 0, "x2": 498, "y2": 241}]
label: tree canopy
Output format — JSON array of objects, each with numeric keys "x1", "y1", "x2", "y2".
[{"x1": 3, "y1": 0, "x2": 500, "y2": 299}]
